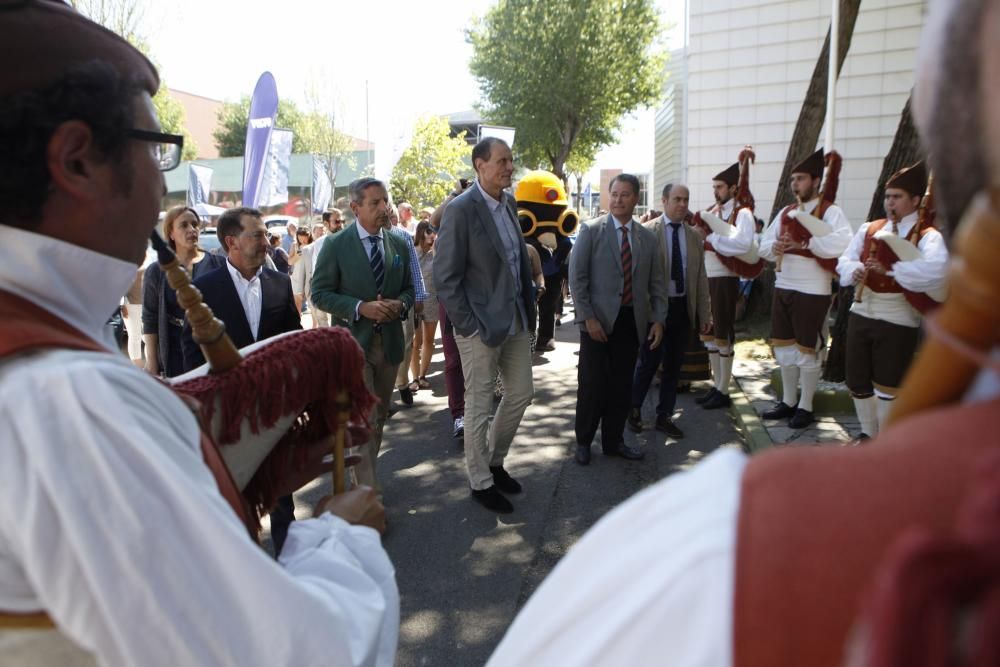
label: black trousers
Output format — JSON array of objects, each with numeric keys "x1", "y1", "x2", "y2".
[
  {"x1": 631, "y1": 296, "x2": 690, "y2": 416},
  {"x1": 575, "y1": 307, "x2": 639, "y2": 449},
  {"x1": 270, "y1": 494, "x2": 296, "y2": 557},
  {"x1": 536, "y1": 272, "x2": 562, "y2": 344}
]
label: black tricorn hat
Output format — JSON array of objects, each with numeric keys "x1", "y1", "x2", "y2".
[
  {"x1": 791, "y1": 149, "x2": 825, "y2": 179},
  {"x1": 713, "y1": 163, "x2": 739, "y2": 186},
  {"x1": 1, "y1": 0, "x2": 159, "y2": 97},
  {"x1": 885, "y1": 161, "x2": 928, "y2": 197}
]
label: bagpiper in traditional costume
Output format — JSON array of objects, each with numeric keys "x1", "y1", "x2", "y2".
[
  {"x1": 759, "y1": 148, "x2": 853, "y2": 428},
  {"x1": 837, "y1": 162, "x2": 949, "y2": 439},
  {"x1": 693, "y1": 147, "x2": 764, "y2": 410}
]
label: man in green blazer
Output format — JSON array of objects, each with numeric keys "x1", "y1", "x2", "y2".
[{"x1": 312, "y1": 177, "x2": 415, "y2": 490}]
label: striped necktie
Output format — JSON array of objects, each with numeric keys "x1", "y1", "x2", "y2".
[
  {"x1": 368, "y1": 236, "x2": 384, "y2": 291},
  {"x1": 621, "y1": 226, "x2": 633, "y2": 306}
]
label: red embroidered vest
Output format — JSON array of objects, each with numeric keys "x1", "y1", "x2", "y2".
[
  {"x1": 779, "y1": 201, "x2": 839, "y2": 273},
  {"x1": 733, "y1": 397, "x2": 1000, "y2": 667},
  {"x1": 860, "y1": 219, "x2": 941, "y2": 315},
  {"x1": 697, "y1": 206, "x2": 765, "y2": 279}
]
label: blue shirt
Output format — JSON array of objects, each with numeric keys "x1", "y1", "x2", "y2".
[{"x1": 388, "y1": 226, "x2": 427, "y2": 303}]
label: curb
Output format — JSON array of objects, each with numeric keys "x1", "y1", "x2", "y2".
[{"x1": 729, "y1": 381, "x2": 773, "y2": 453}]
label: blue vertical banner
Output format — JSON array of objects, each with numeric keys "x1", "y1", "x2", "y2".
[{"x1": 242, "y1": 72, "x2": 279, "y2": 207}]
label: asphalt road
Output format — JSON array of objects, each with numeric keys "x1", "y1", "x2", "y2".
[{"x1": 283, "y1": 307, "x2": 746, "y2": 667}]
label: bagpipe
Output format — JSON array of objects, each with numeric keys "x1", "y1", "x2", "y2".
[
  {"x1": 150, "y1": 231, "x2": 375, "y2": 532},
  {"x1": 854, "y1": 174, "x2": 946, "y2": 313},
  {"x1": 775, "y1": 151, "x2": 842, "y2": 274},
  {"x1": 694, "y1": 146, "x2": 765, "y2": 279}
]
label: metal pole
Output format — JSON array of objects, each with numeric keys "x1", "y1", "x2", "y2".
[{"x1": 825, "y1": 0, "x2": 839, "y2": 151}]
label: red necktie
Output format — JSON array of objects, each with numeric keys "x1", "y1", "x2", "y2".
[{"x1": 621, "y1": 226, "x2": 633, "y2": 306}]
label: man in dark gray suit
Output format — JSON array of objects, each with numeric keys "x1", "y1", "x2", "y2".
[
  {"x1": 434, "y1": 138, "x2": 537, "y2": 514},
  {"x1": 570, "y1": 173, "x2": 668, "y2": 465}
]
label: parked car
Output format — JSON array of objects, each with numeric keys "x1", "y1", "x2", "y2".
[{"x1": 199, "y1": 227, "x2": 224, "y2": 255}]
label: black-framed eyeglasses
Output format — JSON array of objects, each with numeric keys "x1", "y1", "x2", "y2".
[{"x1": 127, "y1": 129, "x2": 184, "y2": 171}]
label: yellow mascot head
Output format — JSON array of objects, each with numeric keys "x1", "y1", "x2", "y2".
[{"x1": 515, "y1": 170, "x2": 579, "y2": 251}]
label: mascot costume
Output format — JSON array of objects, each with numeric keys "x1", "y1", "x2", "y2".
[{"x1": 515, "y1": 170, "x2": 579, "y2": 350}]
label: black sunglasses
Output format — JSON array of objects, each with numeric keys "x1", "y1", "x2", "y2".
[{"x1": 127, "y1": 129, "x2": 184, "y2": 171}]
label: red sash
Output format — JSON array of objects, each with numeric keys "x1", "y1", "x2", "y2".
[
  {"x1": 861, "y1": 219, "x2": 942, "y2": 315},
  {"x1": 696, "y1": 207, "x2": 765, "y2": 279},
  {"x1": 0, "y1": 290, "x2": 256, "y2": 538},
  {"x1": 779, "y1": 202, "x2": 839, "y2": 273}
]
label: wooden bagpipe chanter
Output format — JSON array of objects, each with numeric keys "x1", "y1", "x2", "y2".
[
  {"x1": 775, "y1": 151, "x2": 843, "y2": 274},
  {"x1": 854, "y1": 174, "x2": 946, "y2": 314},
  {"x1": 151, "y1": 231, "x2": 376, "y2": 535},
  {"x1": 693, "y1": 146, "x2": 765, "y2": 279}
]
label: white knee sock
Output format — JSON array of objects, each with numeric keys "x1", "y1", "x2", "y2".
[
  {"x1": 876, "y1": 396, "x2": 894, "y2": 430},
  {"x1": 718, "y1": 353, "x2": 734, "y2": 396},
  {"x1": 852, "y1": 396, "x2": 878, "y2": 437},
  {"x1": 774, "y1": 346, "x2": 799, "y2": 406},
  {"x1": 798, "y1": 365, "x2": 821, "y2": 412}
]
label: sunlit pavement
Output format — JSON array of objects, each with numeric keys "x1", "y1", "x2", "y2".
[{"x1": 283, "y1": 304, "x2": 745, "y2": 666}]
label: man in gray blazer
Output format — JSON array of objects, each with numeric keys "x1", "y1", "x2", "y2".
[
  {"x1": 628, "y1": 184, "x2": 712, "y2": 439},
  {"x1": 434, "y1": 138, "x2": 537, "y2": 514},
  {"x1": 570, "y1": 173, "x2": 668, "y2": 465}
]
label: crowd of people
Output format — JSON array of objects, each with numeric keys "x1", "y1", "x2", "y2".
[{"x1": 1, "y1": 0, "x2": 997, "y2": 665}]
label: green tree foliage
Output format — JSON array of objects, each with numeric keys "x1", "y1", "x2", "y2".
[
  {"x1": 299, "y1": 86, "x2": 356, "y2": 186},
  {"x1": 468, "y1": 0, "x2": 666, "y2": 181},
  {"x1": 70, "y1": 0, "x2": 197, "y2": 159},
  {"x1": 214, "y1": 97, "x2": 310, "y2": 157},
  {"x1": 390, "y1": 116, "x2": 473, "y2": 209},
  {"x1": 153, "y1": 91, "x2": 197, "y2": 160}
]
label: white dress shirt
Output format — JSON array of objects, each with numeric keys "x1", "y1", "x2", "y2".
[
  {"x1": 225, "y1": 259, "x2": 263, "y2": 340},
  {"x1": 704, "y1": 199, "x2": 757, "y2": 279},
  {"x1": 760, "y1": 198, "x2": 852, "y2": 295},
  {"x1": 836, "y1": 211, "x2": 949, "y2": 328},
  {"x1": 0, "y1": 225, "x2": 399, "y2": 666}
]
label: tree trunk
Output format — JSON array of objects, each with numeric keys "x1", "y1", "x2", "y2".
[
  {"x1": 768, "y1": 0, "x2": 863, "y2": 222},
  {"x1": 865, "y1": 94, "x2": 922, "y2": 221},
  {"x1": 750, "y1": 0, "x2": 862, "y2": 322}
]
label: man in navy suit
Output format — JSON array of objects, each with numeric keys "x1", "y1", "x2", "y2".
[{"x1": 181, "y1": 206, "x2": 302, "y2": 554}]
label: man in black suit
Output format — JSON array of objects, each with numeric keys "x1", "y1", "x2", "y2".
[{"x1": 181, "y1": 206, "x2": 302, "y2": 554}]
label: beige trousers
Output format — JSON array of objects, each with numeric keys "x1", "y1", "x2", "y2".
[
  {"x1": 455, "y1": 327, "x2": 534, "y2": 490},
  {"x1": 355, "y1": 333, "x2": 399, "y2": 490},
  {"x1": 395, "y1": 311, "x2": 415, "y2": 387}
]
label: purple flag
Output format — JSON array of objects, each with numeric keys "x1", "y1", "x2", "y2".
[{"x1": 242, "y1": 72, "x2": 279, "y2": 207}]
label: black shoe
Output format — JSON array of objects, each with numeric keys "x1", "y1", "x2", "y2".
[
  {"x1": 470, "y1": 486, "x2": 514, "y2": 514},
  {"x1": 702, "y1": 391, "x2": 732, "y2": 410},
  {"x1": 452, "y1": 416, "x2": 464, "y2": 439},
  {"x1": 788, "y1": 408, "x2": 815, "y2": 429},
  {"x1": 695, "y1": 387, "x2": 718, "y2": 405},
  {"x1": 490, "y1": 466, "x2": 522, "y2": 494},
  {"x1": 399, "y1": 386, "x2": 414, "y2": 406},
  {"x1": 604, "y1": 442, "x2": 645, "y2": 460},
  {"x1": 762, "y1": 401, "x2": 797, "y2": 420},
  {"x1": 575, "y1": 444, "x2": 591, "y2": 465},
  {"x1": 655, "y1": 415, "x2": 684, "y2": 438},
  {"x1": 626, "y1": 407, "x2": 643, "y2": 433}
]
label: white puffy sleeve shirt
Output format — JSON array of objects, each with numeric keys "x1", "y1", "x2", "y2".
[{"x1": 487, "y1": 448, "x2": 747, "y2": 667}]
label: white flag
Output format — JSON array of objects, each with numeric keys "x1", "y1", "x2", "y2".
[
  {"x1": 312, "y1": 155, "x2": 333, "y2": 213},
  {"x1": 187, "y1": 163, "x2": 213, "y2": 207},
  {"x1": 258, "y1": 128, "x2": 293, "y2": 207}
]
